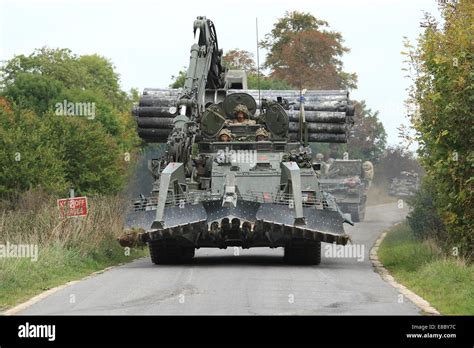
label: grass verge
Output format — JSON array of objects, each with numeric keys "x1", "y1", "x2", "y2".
[
  {"x1": 378, "y1": 223, "x2": 474, "y2": 315},
  {"x1": 0, "y1": 193, "x2": 147, "y2": 311}
]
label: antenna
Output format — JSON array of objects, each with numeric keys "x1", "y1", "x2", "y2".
[
  {"x1": 256, "y1": 17, "x2": 261, "y2": 110},
  {"x1": 299, "y1": 88, "x2": 308, "y2": 146}
]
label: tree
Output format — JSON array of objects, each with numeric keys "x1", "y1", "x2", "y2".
[
  {"x1": 78, "y1": 54, "x2": 128, "y2": 110},
  {"x1": 404, "y1": 0, "x2": 473, "y2": 260},
  {"x1": 1, "y1": 47, "x2": 139, "y2": 151},
  {"x1": 261, "y1": 11, "x2": 357, "y2": 90},
  {"x1": 170, "y1": 50, "x2": 294, "y2": 90},
  {"x1": 0, "y1": 99, "x2": 130, "y2": 198},
  {"x1": 129, "y1": 87, "x2": 141, "y2": 104},
  {"x1": 45, "y1": 113, "x2": 126, "y2": 195},
  {"x1": 223, "y1": 49, "x2": 257, "y2": 72},
  {"x1": 2, "y1": 72, "x2": 64, "y2": 115},
  {"x1": 223, "y1": 48, "x2": 295, "y2": 89},
  {"x1": 345, "y1": 101, "x2": 387, "y2": 163},
  {"x1": 375, "y1": 145, "x2": 424, "y2": 185},
  {"x1": 247, "y1": 74, "x2": 294, "y2": 90},
  {"x1": 170, "y1": 68, "x2": 187, "y2": 88},
  {"x1": 274, "y1": 30, "x2": 357, "y2": 89},
  {"x1": 0, "y1": 48, "x2": 140, "y2": 197},
  {"x1": 0, "y1": 103, "x2": 67, "y2": 197},
  {"x1": 2, "y1": 47, "x2": 130, "y2": 111},
  {"x1": 57, "y1": 88, "x2": 120, "y2": 137},
  {"x1": 2, "y1": 48, "x2": 87, "y2": 90}
]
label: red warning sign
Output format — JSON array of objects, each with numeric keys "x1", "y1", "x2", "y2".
[{"x1": 57, "y1": 197, "x2": 88, "y2": 218}]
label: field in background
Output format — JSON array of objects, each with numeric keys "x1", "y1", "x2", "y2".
[
  {"x1": 378, "y1": 223, "x2": 474, "y2": 315},
  {"x1": 0, "y1": 192, "x2": 147, "y2": 311}
]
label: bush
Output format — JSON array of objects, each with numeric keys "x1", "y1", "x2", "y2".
[
  {"x1": 407, "y1": 177, "x2": 447, "y2": 243},
  {"x1": 404, "y1": 0, "x2": 473, "y2": 262},
  {"x1": 0, "y1": 103, "x2": 134, "y2": 199},
  {"x1": 0, "y1": 48, "x2": 140, "y2": 198},
  {"x1": 2, "y1": 73, "x2": 64, "y2": 115},
  {"x1": 0, "y1": 105, "x2": 68, "y2": 198},
  {"x1": 43, "y1": 113, "x2": 127, "y2": 196}
]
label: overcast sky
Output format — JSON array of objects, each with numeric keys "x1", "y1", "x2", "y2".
[{"x1": 0, "y1": 0, "x2": 441, "y2": 146}]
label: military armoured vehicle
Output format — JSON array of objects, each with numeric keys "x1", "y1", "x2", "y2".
[
  {"x1": 120, "y1": 16, "x2": 356, "y2": 265},
  {"x1": 389, "y1": 171, "x2": 420, "y2": 197},
  {"x1": 318, "y1": 159, "x2": 372, "y2": 222}
]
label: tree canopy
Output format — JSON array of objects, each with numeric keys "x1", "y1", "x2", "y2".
[
  {"x1": 404, "y1": 0, "x2": 473, "y2": 259},
  {"x1": 261, "y1": 11, "x2": 357, "y2": 90},
  {"x1": 0, "y1": 47, "x2": 140, "y2": 198},
  {"x1": 345, "y1": 101, "x2": 387, "y2": 163},
  {"x1": 223, "y1": 49, "x2": 257, "y2": 72}
]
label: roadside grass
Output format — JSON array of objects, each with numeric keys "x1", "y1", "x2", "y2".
[
  {"x1": 378, "y1": 223, "x2": 474, "y2": 315},
  {"x1": 0, "y1": 193, "x2": 147, "y2": 311}
]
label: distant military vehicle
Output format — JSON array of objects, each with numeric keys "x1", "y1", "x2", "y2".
[
  {"x1": 119, "y1": 16, "x2": 357, "y2": 265},
  {"x1": 389, "y1": 171, "x2": 420, "y2": 197},
  {"x1": 318, "y1": 159, "x2": 373, "y2": 222}
]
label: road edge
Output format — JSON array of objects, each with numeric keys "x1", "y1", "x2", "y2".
[
  {"x1": 369, "y1": 224, "x2": 440, "y2": 315},
  {"x1": 1, "y1": 258, "x2": 145, "y2": 316}
]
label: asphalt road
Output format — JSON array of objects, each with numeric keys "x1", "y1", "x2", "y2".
[{"x1": 18, "y1": 203, "x2": 421, "y2": 315}]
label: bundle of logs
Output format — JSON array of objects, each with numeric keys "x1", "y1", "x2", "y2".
[{"x1": 133, "y1": 89, "x2": 354, "y2": 143}]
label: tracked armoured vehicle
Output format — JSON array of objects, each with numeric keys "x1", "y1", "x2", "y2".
[
  {"x1": 389, "y1": 171, "x2": 420, "y2": 197},
  {"x1": 318, "y1": 159, "x2": 373, "y2": 222},
  {"x1": 120, "y1": 16, "x2": 357, "y2": 265}
]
